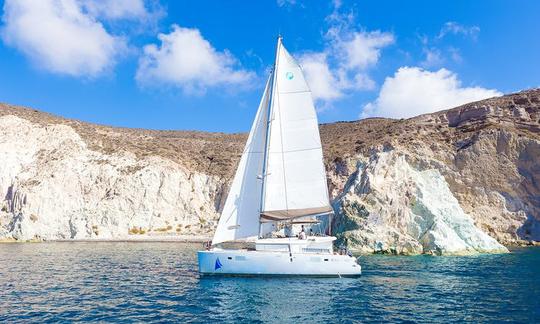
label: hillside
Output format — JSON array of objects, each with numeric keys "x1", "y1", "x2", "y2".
[{"x1": 1, "y1": 89, "x2": 539, "y2": 254}]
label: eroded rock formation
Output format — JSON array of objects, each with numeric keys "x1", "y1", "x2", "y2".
[
  {"x1": 1, "y1": 89, "x2": 539, "y2": 254},
  {"x1": 324, "y1": 89, "x2": 540, "y2": 254}
]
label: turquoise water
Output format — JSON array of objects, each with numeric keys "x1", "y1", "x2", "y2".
[{"x1": 0, "y1": 243, "x2": 538, "y2": 323}]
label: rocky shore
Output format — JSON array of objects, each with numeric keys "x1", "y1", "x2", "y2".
[{"x1": 1, "y1": 89, "x2": 539, "y2": 255}]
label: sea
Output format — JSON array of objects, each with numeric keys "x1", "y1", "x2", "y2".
[{"x1": 0, "y1": 242, "x2": 538, "y2": 323}]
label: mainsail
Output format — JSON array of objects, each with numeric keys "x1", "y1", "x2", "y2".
[
  {"x1": 212, "y1": 37, "x2": 331, "y2": 245},
  {"x1": 260, "y1": 38, "x2": 332, "y2": 221},
  {"x1": 211, "y1": 76, "x2": 272, "y2": 245}
]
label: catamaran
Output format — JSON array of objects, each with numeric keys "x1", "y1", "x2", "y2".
[{"x1": 197, "y1": 37, "x2": 361, "y2": 276}]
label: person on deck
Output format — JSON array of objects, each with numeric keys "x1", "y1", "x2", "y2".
[{"x1": 298, "y1": 225, "x2": 306, "y2": 240}]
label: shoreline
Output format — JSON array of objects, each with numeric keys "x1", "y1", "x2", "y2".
[
  {"x1": 0, "y1": 235, "x2": 211, "y2": 244},
  {"x1": 1, "y1": 237, "x2": 539, "y2": 253}
]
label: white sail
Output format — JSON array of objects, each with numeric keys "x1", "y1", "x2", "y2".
[
  {"x1": 261, "y1": 39, "x2": 332, "y2": 221},
  {"x1": 212, "y1": 75, "x2": 272, "y2": 245}
]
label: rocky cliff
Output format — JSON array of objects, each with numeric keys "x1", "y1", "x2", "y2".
[{"x1": 1, "y1": 89, "x2": 539, "y2": 254}]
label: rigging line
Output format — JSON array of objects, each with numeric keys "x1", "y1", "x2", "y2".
[
  {"x1": 279, "y1": 116, "x2": 319, "y2": 122},
  {"x1": 278, "y1": 89, "x2": 312, "y2": 94},
  {"x1": 271, "y1": 146, "x2": 322, "y2": 154},
  {"x1": 275, "y1": 41, "x2": 290, "y2": 215},
  {"x1": 259, "y1": 75, "x2": 272, "y2": 210},
  {"x1": 258, "y1": 36, "x2": 281, "y2": 237}
]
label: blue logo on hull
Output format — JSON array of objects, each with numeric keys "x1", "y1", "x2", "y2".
[{"x1": 215, "y1": 258, "x2": 223, "y2": 270}]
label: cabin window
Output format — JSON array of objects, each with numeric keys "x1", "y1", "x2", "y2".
[
  {"x1": 227, "y1": 257, "x2": 232, "y2": 260},
  {"x1": 256, "y1": 244, "x2": 289, "y2": 252}
]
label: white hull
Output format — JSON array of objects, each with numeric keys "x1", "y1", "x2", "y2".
[{"x1": 198, "y1": 237, "x2": 361, "y2": 277}]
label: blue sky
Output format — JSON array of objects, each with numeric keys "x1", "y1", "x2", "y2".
[{"x1": 0, "y1": 0, "x2": 538, "y2": 133}]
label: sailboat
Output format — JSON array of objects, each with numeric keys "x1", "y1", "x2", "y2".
[{"x1": 197, "y1": 37, "x2": 361, "y2": 276}]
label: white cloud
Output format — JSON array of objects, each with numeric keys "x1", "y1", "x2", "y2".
[
  {"x1": 1, "y1": 0, "x2": 126, "y2": 77},
  {"x1": 136, "y1": 25, "x2": 255, "y2": 93},
  {"x1": 418, "y1": 21, "x2": 480, "y2": 69},
  {"x1": 448, "y1": 47, "x2": 462, "y2": 63},
  {"x1": 362, "y1": 67, "x2": 502, "y2": 119},
  {"x1": 332, "y1": 0, "x2": 343, "y2": 9},
  {"x1": 81, "y1": 0, "x2": 149, "y2": 20},
  {"x1": 276, "y1": 0, "x2": 296, "y2": 7},
  {"x1": 420, "y1": 47, "x2": 444, "y2": 68},
  {"x1": 298, "y1": 10, "x2": 394, "y2": 103},
  {"x1": 437, "y1": 21, "x2": 480, "y2": 40},
  {"x1": 299, "y1": 52, "x2": 342, "y2": 101},
  {"x1": 337, "y1": 30, "x2": 395, "y2": 70}
]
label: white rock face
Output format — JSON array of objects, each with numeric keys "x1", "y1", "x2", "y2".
[
  {"x1": 0, "y1": 116, "x2": 222, "y2": 241},
  {"x1": 333, "y1": 151, "x2": 508, "y2": 255},
  {"x1": 0, "y1": 115, "x2": 519, "y2": 254},
  {"x1": 1, "y1": 90, "x2": 538, "y2": 256}
]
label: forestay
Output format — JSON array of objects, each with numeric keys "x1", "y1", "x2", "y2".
[
  {"x1": 211, "y1": 76, "x2": 272, "y2": 245},
  {"x1": 261, "y1": 39, "x2": 332, "y2": 221}
]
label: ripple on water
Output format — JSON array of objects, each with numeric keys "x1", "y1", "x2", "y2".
[{"x1": 0, "y1": 243, "x2": 539, "y2": 323}]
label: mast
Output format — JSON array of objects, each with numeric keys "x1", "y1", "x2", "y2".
[{"x1": 258, "y1": 35, "x2": 282, "y2": 238}]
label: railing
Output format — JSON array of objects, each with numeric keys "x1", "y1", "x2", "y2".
[{"x1": 301, "y1": 248, "x2": 331, "y2": 254}]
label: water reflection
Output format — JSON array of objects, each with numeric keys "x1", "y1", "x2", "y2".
[{"x1": 0, "y1": 243, "x2": 538, "y2": 322}]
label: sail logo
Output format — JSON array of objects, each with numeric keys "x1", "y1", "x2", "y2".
[
  {"x1": 285, "y1": 72, "x2": 294, "y2": 80},
  {"x1": 214, "y1": 258, "x2": 223, "y2": 270}
]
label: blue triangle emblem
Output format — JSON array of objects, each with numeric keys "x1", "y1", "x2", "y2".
[{"x1": 214, "y1": 257, "x2": 223, "y2": 270}]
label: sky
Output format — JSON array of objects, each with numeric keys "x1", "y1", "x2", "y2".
[{"x1": 0, "y1": 0, "x2": 539, "y2": 133}]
